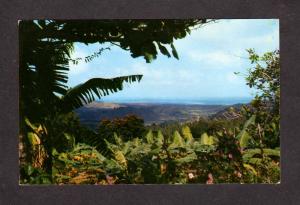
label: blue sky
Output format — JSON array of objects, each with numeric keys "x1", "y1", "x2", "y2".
[{"x1": 67, "y1": 19, "x2": 279, "y2": 102}]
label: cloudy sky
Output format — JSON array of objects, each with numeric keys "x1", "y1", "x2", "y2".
[{"x1": 67, "y1": 19, "x2": 279, "y2": 102}]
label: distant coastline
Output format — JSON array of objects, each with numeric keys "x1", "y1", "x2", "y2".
[{"x1": 96, "y1": 97, "x2": 253, "y2": 106}]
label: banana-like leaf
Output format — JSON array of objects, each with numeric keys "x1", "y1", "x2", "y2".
[
  {"x1": 25, "y1": 164, "x2": 35, "y2": 176},
  {"x1": 105, "y1": 139, "x2": 121, "y2": 154},
  {"x1": 114, "y1": 151, "x2": 127, "y2": 167},
  {"x1": 242, "y1": 148, "x2": 280, "y2": 164},
  {"x1": 64, "y1": 133, "x2": 75, "y2": 149},
  {"x1": 113, "y1": 133, "x2": 123, "y2": 146},
  {"x1": 174, "y1": 153, "x2": 197, "y2": 165},
  {"x1": 200, "y1": 133, "x2": 208, "y2": 144},
  {"x1": 168, "y1": 131, "x2": 184, "y2": 149},
  {"x1": 200, "y1": 133, "x2": 215, "y2": 145},
  {"x1": 193, "y1": 142, "x2": 216, "y2": 153},
  {"x1": 132, "y1": 138, "x2": 142, "y2": 147},
  {"x1": 242, "y1": 115, "x2": 256, "y2": 130},
  {"x1": 27, "y1": 132, "x2": 41, "y2": 145},
  {"x1": 248, "y1": 158, "x2": 262, "y2": 165},
  {"x1": 156, "y1": 130, "x2": 164, "y2": 145},
  {"x1": 145, "y1": 130, "x2": 154, "y2": 144},
  {"x1": 121, "y1": 142, "x2": 130, "y2": 155},
  {"x1": 182, "y1": 125, "x2": 193, "y2": 142},
  {"x1": 243, "y1": 163, "x2": 258, "y2": 176},
  {"x1": 237, "y1": 115, "x2": 256, "y2": 148},
  {"x1": 60, "y1": 75, "x2": 143, "y2": 112},
  {"x1": 239, "y1": 131, "x2": 251, "y2": 149},
  {"x1": 25, "y1": 117, "x2": 38, "y2": 131}
]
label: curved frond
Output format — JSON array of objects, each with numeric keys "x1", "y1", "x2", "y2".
[{"x1": 60, "y1": 75, "x2": 143, "y2": 113}]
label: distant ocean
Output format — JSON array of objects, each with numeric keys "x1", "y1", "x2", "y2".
[{"x1": 97, "y1": 97, "x2": 253, "y2": 105}]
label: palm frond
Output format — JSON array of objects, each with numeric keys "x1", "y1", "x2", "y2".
[{"x1": 60, "y1": 75, "x2": 143, "y2": 113}]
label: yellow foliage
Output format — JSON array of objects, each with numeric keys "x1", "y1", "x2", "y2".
[
  {"x1": 115, "y1": 151, "x2": 127, "y2": 166},
  {"x1": 73, "y1": 156, "x2": 83, "y2": 161},
  {"x1": 182, "y1": 125, "x2": 193, "y2": 141}
]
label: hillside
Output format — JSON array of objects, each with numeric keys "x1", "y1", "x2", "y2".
[
  {"x1": 75, "y1": 102, "x2": 229, "y2": 129},
  {"x1": 210, "y1": 103, "x2": 246, "y2": 120}
]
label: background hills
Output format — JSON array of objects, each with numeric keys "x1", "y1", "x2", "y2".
[{"x1": 75, "y1": 101, "x2": 244, "y2": 129}]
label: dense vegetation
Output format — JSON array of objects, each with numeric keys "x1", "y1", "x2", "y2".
[{"x1": 19, "y1": 20, "x2": 279, "y2": 184}]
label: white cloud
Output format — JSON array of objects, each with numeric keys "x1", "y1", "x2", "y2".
[
  {"x1": 188, "y1": 51, "x2": 241, "y2": 67},
  {"x1": 127, "y1": 62, "x2": 204, "y2": 87},
  {"x1": 189, "y1": 19, "x2": 278, "y2": 41},
  {"x1": 176, "y1": 19, "x2": 279, "y2": 55}
]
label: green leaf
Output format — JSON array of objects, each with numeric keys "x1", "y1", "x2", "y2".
[
  {"x1": 121, "y1": 141, "x2": 130, "y2": 155},
  {"x1": 242, "y1": 148, "x2": 280, "y2": 163},
  {"x1": 182, "y1": 125, "x2": 193, "y2": 142},
  {"x1": 58, "y1": 153, "x2": 68, "y2": 161},
  {"x1": 249, "y1": 158, "x2": 262, "y2": 165},
  {"x1": 64, "y1": 133, "x2": 75, "y2": 148},
  {"x1": 174, "y1": 153, "x2": 197, "y2": 165},
  {"x1": 26, "y1": 164, "x2": 35, "y2": 176},
  {"x1": 105, "y1": 139, "x2": 120, "y2": 154},
  {"x1": 61, "y1": 75, "x2": 143, "y2": 112},
  {"x1": 40, "y1": 176, "x2": 52, "y2": 184},
  {"x1": 114, "y1": 151, "x2": 127, "y2": 166},
  {"x1": 262, "y1": 148, "x2": 280, "y2": 158},
  {"x1": 145, "y1": 130, "x2": 154, "y2": 144},
  {"x1": 170, "y1": 43, "x2": 179, "y2": 60},
  {"x1": 169, "y1": 131, "x2": 183, "y2": 148},
  {"x1": 243, "y1": 115, "x2": 256, "y2": 129},
  {"x1": 200, "y1": 133, "x2": 209, "y2": 144},
  {"x1": 27, "y1": 132, "x2": 41, "y2": 145},
  {"x1": 113, "y1": 133, "x2": 123, "y2": 146},
  {"x1": 271, "y1": 122, "x2": 277, "y2": 131},
  {"x1": 237, "y1": 115, "x2": 256, "y2": 148},
  {"x1": 144, "y1": 52, "x2": 154, "y2": 63},
  {"x1": 239, "y1": 130, "x2": 252, "y2": 149},
  {"x1": 25, "y1": 118, "x2": 38, "y2": 131},
  {"x1": 193, "y1": 142, "x2": 215, "y2": 153},
  {"x1": 243, "y1": 163, "x2": 258, "y2": 176},
  {"x1": 200, "y1": 133, "x2": 215, "y2": 145},
  {"x1": 52, "y1": 148, "x2": 59, "y2": 156},
  {"x1": 157, "y1": 43, "x2": 171, "y2": 57},
  {"x1": 156, "y1": 130, "x2": 164, "y2": 145}
]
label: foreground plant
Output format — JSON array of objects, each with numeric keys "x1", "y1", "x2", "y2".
[{"x1": 51, "y1": 119, "x2": 279, "y2": 185}]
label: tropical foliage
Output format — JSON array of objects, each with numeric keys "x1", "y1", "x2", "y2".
[
  {"x1": 51, "y1": 119, "x2": 280, "y2": 184},
  {"x1": 19, "y1": 19, "x2": 279, "y2": 184}
]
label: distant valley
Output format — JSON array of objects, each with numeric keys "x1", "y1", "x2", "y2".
[{"x1": 75, "y1": 102, "x2": 235, "y2": 129}]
